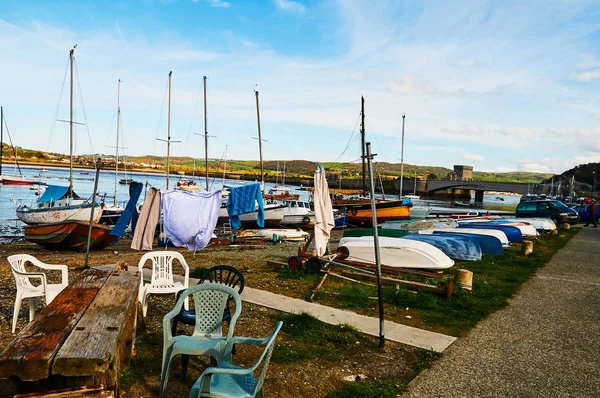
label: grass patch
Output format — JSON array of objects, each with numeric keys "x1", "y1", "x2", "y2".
[
  {"x1": 321, "y1": 228, "x2": 579, "y2": 336},
  {"x1": 326, "y1": 379, "x2": 400, "y2": 398},
  {"x1": 271, "y1": 312, "x2": 373, "y2": 364}
]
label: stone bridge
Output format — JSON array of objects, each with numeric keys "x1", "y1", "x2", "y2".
[{"x1": 425, "y1": 180, "x2": 538, "y2": 196}]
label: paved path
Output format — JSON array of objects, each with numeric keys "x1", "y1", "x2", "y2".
[
  {"x1": 404, "y1": 226, "x2": 600, "y2": 397},
  {"x1": 96, "y1": 265, "x2": 456, "y2": 352}
]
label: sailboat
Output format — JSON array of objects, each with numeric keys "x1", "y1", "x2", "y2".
[
  {"x1": 0, "y1": 107, "x2": 37, "y2": 185},
  {"x1": 331, "y1": 97, "x2": 411, "y2": 227},
  {"x1": 100, "y1": 79, "x2": 126, "y2": 225},
  {"x1": 16, "y1": 46, "x2": 103, "y2": 225},
  {"x1": 267, "y1": 162, "x2": 299, "y2": 200},
  {"x1": 218, "y1": 89, "x2": 286, "y2": 227}
]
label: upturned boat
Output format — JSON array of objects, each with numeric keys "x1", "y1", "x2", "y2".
[
  {"x1": 337, "y1": 236, "x2": 454, "y2": 270},
  {"x1": 402, "y1": 234, "x2": 482, "y2": 261}
]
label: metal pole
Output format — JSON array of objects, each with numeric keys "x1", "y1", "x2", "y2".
[
  {"x1": 204, "y1": 76, "x2": 209, "y2": 191},
  {"x1": 366, "y1": 142, "x2": 385, "y2": 348},
  {"x1": 166, "y1": 71, "x2": 172, "y2": 190},
  {"x1": 400, "y1": 114, "x2": 405, "y2": 197},
  {"x1": 255, "y1": 90, "x2": 264, "y2": 189},
  {"x1": 593, "y1": 171, "x2": 595, "y2": 199},
  {"x1": 69, "y1": 47, "x2": 75, "y2": 196},
  {"x1": 361, "y1": 96, "x2": 366, "y2": 194},
  {"x1": 85, "y1": 158, "x2": 102, "y2": 269}
]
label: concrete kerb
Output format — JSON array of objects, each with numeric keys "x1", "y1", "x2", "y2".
[{"x1": 95, "y1": 264, "x2": 457, "y2": 353}]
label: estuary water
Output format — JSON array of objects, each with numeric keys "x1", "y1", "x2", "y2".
[{"x1": 0, "y1": 164, "x2": 520, "y2": 239}]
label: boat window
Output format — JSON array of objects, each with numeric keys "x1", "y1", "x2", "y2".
[{"x1": 290, "y1": 202, "x2": 297, "y2": 207}]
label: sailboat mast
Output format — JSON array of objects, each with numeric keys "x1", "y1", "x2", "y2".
[
  {"x1": 114, "y1": 79, "x2": 121, "y2": 206},
  {"x1": 204, "y1": 76, "x2": 209, "y2": 191},
  {"x1": 69, "y1": 47, "x2": 74, "y2": 195},
  {"x1": 361, "y1": 96, "x2": 366, "y2": 194},
  {"x1": 399, "y1": 113, "x2": 405, "y2": 197},
  {"x1": 255, "y1": 90, "x2": 264, "y2": 189},
  {"x1": 0, "y1": 106, "x2": 3, "y2": 176},
  {"x1": 166, "y1": 71, "x2": 172, "y2": 190}
]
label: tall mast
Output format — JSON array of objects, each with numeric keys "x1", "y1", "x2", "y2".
[
  {"x1": 255, "y1": 90, "x2": 264, "y2": 189},
  {"x1": 399, "y1": 113, "x2": 405, "y2": 197},
  {"x1": 69, "y1": 47, "x2": 75, "y2": 196},
  {"x1": 114, "y1": 79, "x2": 121, "y2": 206},
  {"x1": 204, "y1": 76, "x2": 209, "y2": 191},
  {"x1": 0, "y1": 106, "x2": 3, "y2": 176},
  {"x1": 167, "y1": 71, "x2": 172, "y2": 189},
  {"x1": 361, "y1": 96, "x2": 366, "y2": 194}
]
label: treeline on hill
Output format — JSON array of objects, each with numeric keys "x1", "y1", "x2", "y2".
[
  {"x1": 3, "y1": 142, "x2": 552, "y2": 183},
  {"x1": 543, "y1": 162, "x2": 600, "y2": 187}
]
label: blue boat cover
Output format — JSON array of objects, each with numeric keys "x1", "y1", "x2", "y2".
[
  {"x1": 110, "y1": 182, "x2": 144, "y2": 242},
  {"x1": 38, "y1": 185, "x2": 70, "y2": 203},
  {"x1": 457, "y1": 224, "x2": 523, "y2": 243},
  {"x1": 432, "y1": 231, "x2": 503, "y2": 256},
  {"x1": 403, "y1": 234, "x2": 482, "y2": 261}
]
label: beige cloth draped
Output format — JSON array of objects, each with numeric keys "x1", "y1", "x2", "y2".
[
  {"x1": 313, "y1": 168, "x2": 335, "y2": 257},
  {"x1": 131, "y1": 187, "x2": 161, "y2": 251}
]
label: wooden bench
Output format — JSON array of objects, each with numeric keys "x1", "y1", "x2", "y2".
[{"x1": 0, "y1": 268, "x2": 140, "y2": 397}]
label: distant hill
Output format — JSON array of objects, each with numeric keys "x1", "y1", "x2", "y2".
[{"x1": 1, "y1": 142, "x2": 551, "y2": 183}]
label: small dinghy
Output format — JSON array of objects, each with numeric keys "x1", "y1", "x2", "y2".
[
  {"x1": 418, "y1": 229, "x2": 503, "y2": 256},
  {"x1": 237, "y1": 228, "x2": 309, "y2": 242},
  {"x1": 457, "y1": 223, "x2": 523, "y2": 243},
  {"x1": 419, "y1": 228, "x2": 510, "y2": 248},
  {"x1": 402, "y1": 233, "x2": 482, "y2": 261},
  {"x1": 457, "y1": 219, "x2": 538, "y2": 238},
  {"x1": 337, "y1": 236, "x2": 454, "y2": 270}
]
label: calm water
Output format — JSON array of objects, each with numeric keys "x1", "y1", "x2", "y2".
[
  {"x1": 0, "y1": 164, "x2": 312, "y2": 239},
  {"x1": 0, "y1": 164, "x2": 519, "y2": 239}
]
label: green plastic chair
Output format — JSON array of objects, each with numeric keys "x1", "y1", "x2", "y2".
[
  {"x1": 189, "y1": 321, "x2": 283, "y2": 398},
  {"x1": 160, "y1": 283, "x2": 242, "y2": 398}
]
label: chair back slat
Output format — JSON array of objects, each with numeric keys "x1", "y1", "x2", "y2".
[
  {"x1": 9, "y1": 255, "x2": 37, "y2": 289},
  {"x1": 191, "y1": 289, "x2": 228, "y2": 338}
]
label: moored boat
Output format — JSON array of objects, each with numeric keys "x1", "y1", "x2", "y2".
[
  {"x1": 338, "y1": 198, "x2": 412, "y2": 226},
  {"x1": 456, "y1": 223, "x2": 523, "y2": 243},
  {"x1": 236, "y1": 228, "x2": 309, "y2": 242},
  {"x1": 280, "y1": 200, "x2": 315, "y2": 228},
  {"x1": 419, "y1": 227, "x2": 510, "y2": 247},
  {"x1": 218, "y1": 201, "x2": 286, "y2": 227}
]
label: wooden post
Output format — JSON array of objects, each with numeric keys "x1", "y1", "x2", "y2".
[
  {"x1": 521, "y1": 240, "x2": 534, "y2": 256},
  {"x1": 454, "y1": 269, "x2": 473, "y2": 291}
]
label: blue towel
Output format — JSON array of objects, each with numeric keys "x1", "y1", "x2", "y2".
[
  {"x1": 226, "y1": 183, "x2": 264, "y2": 229},
  {"x1": 110, "y1": 182, "x2": 144, "y2": 242}
]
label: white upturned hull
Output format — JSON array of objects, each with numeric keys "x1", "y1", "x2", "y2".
[
  {"x1": 457, "y1": 219, "x2": 539, "y2": 237},
  {"x1": 418, "y1": 227, "x2": 510, "y2": 247},
  {"x1": 17, "y1": 202, "x2": 103, "y2": 226},
  {"x1": 338, "y1": 236, "x2": 454, "y2": 270}
]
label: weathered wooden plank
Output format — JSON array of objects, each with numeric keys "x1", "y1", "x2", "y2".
[
  {"x1": 0, "y1": 269, "x2": 111, "y2": 381},
  {"x1": 14, "y1": 385, "x2": 114, "y2": 397},
  {"x1": 52, "y1": 272, "x2": 140, "y2": 390}
]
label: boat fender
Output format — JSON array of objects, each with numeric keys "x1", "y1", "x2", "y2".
[
  {"x1": 229, "y1": 234, "x2": 236, "y2": 243},
  {"x1": 302, "y1": 216, "x2": 311, "y2": 225},
  {"x1": 272, "y1": 233, "x2": 278, "y2": 243}
]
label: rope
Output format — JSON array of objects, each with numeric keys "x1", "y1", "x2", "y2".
[
  {"x1": 73, "y1": 57, "x2": 96, "y2": 166},
  {"x1": 333, "y1": 111, "x2": 361, "y2": 164},
  {"x1": 152, "y1": 80, "x2": 169, "y2": 157},
  {"x1": 46, "y1": 56, "x2": 70, "y2": 152},
  {"x1": 2, "y1": 115, "x2": 23, "y2": 176}
]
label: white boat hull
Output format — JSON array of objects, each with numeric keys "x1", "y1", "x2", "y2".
[
  {"x1": 338, "y1": 236, "x2": 454, "y2": 270},
  {"x1": 417, "y1": 228, "x2": 510, "y2": 247},
  {"x1": 238, "y1": 228, "x2": 309, "y2": 242},
  {"x1": 219, "y1": 203, "x2": 285, "y2": 225},
  {"x1": 16, "y1": 202, "x2": 103, "y2": 226}
]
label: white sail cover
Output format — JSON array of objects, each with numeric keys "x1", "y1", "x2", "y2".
[{"x1": 313, "y1": 167, "x2": 335, "y2": 256}]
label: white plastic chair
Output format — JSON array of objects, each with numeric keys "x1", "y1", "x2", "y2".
[
  {"x1": 160, "y1": 283, "x2": 242, "y2": 398},
  {"x1": 137, "y1": 251, "x2": 190, "y2": 317},
  {"x1": 8, "y1": 254, "x2": 69, "y2": 334}
]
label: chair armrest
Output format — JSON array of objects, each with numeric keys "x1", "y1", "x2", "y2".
[
  {"x1": 200, "y1": 364, "x2": 253, "y2": 377},
  {"x1": 162, "y1": 288, "x2": 190, "y2": 340},
  {"x1": 33, "y1": 262, "x2": 69, "y2": 285}
]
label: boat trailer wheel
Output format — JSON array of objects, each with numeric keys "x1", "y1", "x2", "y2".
[
  {"x1": 288, "y1": 256, "x2": 303, "y2": 270},
  {"x1": 306, "y1": 258, "x2": 323, "y2": 274},
  {"x1": 336, "y1": 246, "x2": 350, "y2": 261}
]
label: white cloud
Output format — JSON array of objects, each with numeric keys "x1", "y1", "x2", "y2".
[
  {"x1": 388, "y1": 76, "x2": 433, "y2": 95},
  {"x1": 207, "y1": 0, "x2": 231, "y2": 8},
  {"x1": 462, "y1": 153, "x2": 484, "y2": 162},
  {"x1": 274, "y1": 0, "x2": 305, "y2": 13},
  {"x1": 577, "y1": 54, "x2": 600, "y2": 69},
  {"x1": 570, "y1": 69, "x2": 600, "y2": 82}
]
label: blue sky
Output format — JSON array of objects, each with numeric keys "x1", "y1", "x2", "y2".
[{"x1": 1, "y1": 0, "x2": 599, "y2": 173}]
